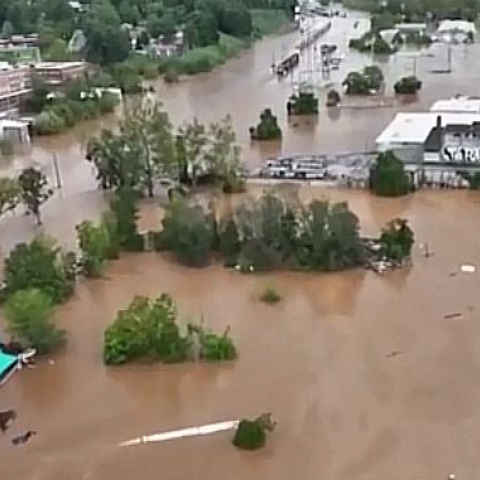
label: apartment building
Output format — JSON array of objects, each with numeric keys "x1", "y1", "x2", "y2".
[
  {"x1": 32, "y1": 61, "x2": 86, "y2": 85},
  {"x1": 0, "y1": 63, "x2": 31, "y2": 114}
]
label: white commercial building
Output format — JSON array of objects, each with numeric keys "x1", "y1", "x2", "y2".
[{"x1": 376, "y1": 112, "x2": 480, "y2": 163}]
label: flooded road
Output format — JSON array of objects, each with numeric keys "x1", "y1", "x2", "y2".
[
  {"x1": 2, "y1": 187, "x2": 480, "y2": 479},
  {"x1": 2, "y1": 9, "x2": 480, "y2": 479}
]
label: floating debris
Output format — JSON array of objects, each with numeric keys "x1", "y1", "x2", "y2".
[
  {"x1": 443, "y1": 313, "x2": 463, "y2": 320},
  {"x1": 0, "y1": 409, "x2": 17, "y2": 433},
  {"x1": 11, "y1": 430, "x2": 36, "y2": 446},
  {"x1": 460, "y1": 263, "x2": 476, "y2": 274},
  {"x1": 119, "y1": 420, "x2": 240, "y2": 447},
  {"x1": 386, "y1": 351, "x2": 404, "y2": 359}
]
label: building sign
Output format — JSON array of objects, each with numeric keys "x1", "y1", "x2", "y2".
[{"x1": 443, "y1": 146, "x2": 480, "y2": 163}]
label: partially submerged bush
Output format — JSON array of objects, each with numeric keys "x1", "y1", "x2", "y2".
[
  {"x1": 4, "y1": 288, "x2": 65, "y2": 354},
  {"x1": 103, "y1": 294, "x2": 238, "y2": 365},
  {"x1": 3, "y1": 236, "x2": 76, "y2": 303},
  {"x1": 259, "y1": 286, "x2": 281, "y2": 304},
  {"x1": 380, "y1": 218, "x2": 414, "y2": 261},
  {"x1": 189, "y1": 324, "x2": 237, "y2": 361},
  {"x1": 232, "y1": 413, "x2": 276, "y2": 450}
]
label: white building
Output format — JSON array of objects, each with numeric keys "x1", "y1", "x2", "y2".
[
  {"x1": 0, "y1": 119, "x2": 30, "y2": 145},
  {"x1": 435, "y1": 20, "x2": 476, "y2": 44},
  {"x1": 438, "y1": 20, "x2": 476, "y2": 35},
  {"x1": 376, "y1": 112, "x2": 480, "y2": 163}
]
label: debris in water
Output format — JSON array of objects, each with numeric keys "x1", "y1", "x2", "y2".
[
  {"x1": 443, "y1": 313, "x2": 463, "y2": 320},
  {"x1": 119, "y1": 420, "x2": 240, "y2": 447},
  {"x1": 0, "y1": 410, "x2": 17, "y2": 433},
  {"x1": 386, "y1": 351, "x2": 404, "y2": 359},
  {"x1": 11, "y1": 430, "x2": 36, "y2": 446},
  {"x1": 419, "y1": 242, "x2": 433, "y2": 258},
  {"x1": 460, "y1": 264, "x2": 476, "y2": 273}
]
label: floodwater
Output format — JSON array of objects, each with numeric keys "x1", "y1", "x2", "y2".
[
  {"x1": 3, "y1": 187, "x2": 480, "y2": 480},
  {"x1": 2, "y1": 8, "x2": 480, "y2": 480}
]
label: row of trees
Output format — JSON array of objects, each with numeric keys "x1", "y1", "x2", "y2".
[
  {"x1": 0, "y1": 0, "x2": 295, "y2": 69},
  {"x1": 103, "y1": 294, "x2": 237, "y2": 365},
  {"x1": 343, "y1": 67, "x2": 422, "y2": 96},
  {"x1": 76, "y1": 188, "x2": 144, "y2": 277},
  {"x1": 86, "y1": 102, "x2": 244, "y2": 195},
  {"x1": 156, "y1": 193, "x2": 366, "y2": 271},
  {"x1": 342, "y1": 0, "x2": 478, "y2": 22}
]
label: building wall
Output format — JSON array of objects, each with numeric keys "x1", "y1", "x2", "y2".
[{"x1": 34, "y1": 63, "x2": 85, "y2": 85}]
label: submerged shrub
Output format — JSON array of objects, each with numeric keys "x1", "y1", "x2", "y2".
[
  {"x1": 103, "y1": 294, "x2": 238, "y2": 365},
  {"x1": 259, "y1": 286, "x2": 281, "y2": 304},
  {"x1": 4, "y1": 288, "x2": 65, "y2": 354}
]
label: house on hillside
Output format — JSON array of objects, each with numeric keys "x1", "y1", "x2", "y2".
[{"x1": 149, "y1": 31, "x2": 186, "y2": 58}]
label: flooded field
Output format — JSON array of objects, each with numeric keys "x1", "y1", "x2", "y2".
[{"x1": 2, "y1": 187, "x2": 480, "y2": 479}]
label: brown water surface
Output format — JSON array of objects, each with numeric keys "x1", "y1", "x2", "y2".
[{"x1": 2, "y1": 187, "x2": 480, "y2": 480}]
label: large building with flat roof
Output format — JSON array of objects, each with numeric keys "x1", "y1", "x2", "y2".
[{"x1": 376, "y1": 111, "x2": 480, "y2": 186}]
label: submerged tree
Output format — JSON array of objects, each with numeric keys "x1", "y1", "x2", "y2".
[
  {"x1": 86, "y1": 101, "x2": 175, "y2": 196},
  {"x1": 109, "y1": 188, "x2": 144, "y2": 251},
  {"x1": 380, "y1": 218, "x2": 414, "y2": 261},
  {"x1": 103, "y1": 294, "x2": 238, "y2": 365},
  {"x1": 3, "y1": 236, "x2": 76, "y2": 303},
  {"x1": 157, "y1": 192, "x2": 365, "y2": 273},
  {"x1": 394, "y1": 76, "x2": 423, "y2": 95},
  {"x1": 249, "y1": 109, "x2": 282, "y2": 141},
  {"x1": 4, "y1": 288, "x2": 65, "y2": 354},
  {"x1": 176, "y1": 116, "x2": 243, "y2": 191},
  {"x1": 286, "y1": 92, "x2": 319, "y2": 115},
  {"x1": 232, "y1": 413, "x2": 276, "y2": 450},
  {"x1": 343, "y1": 65, "x2": 384, "y2": 95},
  {"x1": 0, "y1": 177, "x2": 20, "y2": 218},
  {"x1": 326, "y1": 89, "x2": 341, "y2": 107},
  {"x1": 157, "y1": 197, "x2": 216, "y2": 267},
  {"x1": 369, "y1": 151, "x2": 412, "y2": 197},
  {"x1": 17, "y1": 167, "x2": 53, "y2": 225}
]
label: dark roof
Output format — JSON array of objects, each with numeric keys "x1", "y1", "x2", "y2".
[
  {"x1": 424, "y1": 126, "x2": 443, "y2": 152},
  {"x1": 446, "y1": 124, "x2": 470, "y2": 133}
]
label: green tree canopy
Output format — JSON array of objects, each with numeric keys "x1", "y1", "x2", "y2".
[
  {"x1": 3, "y1": 236, "x2": 76, "y2": 303},
  {"x1": 18, "y1": 167, "x2": 53, "y2": 225},
  {"x1": 369, "y1": 151, "x2": 412, "y2": 197},
  {"x1": 5, "y1": 288, "x2": 65, "y2": 354}
]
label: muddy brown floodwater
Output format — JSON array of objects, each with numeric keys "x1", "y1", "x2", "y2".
[
  {"x1": 3, "y1": 187, "x2": 480, "y2": 480},
  {"x1": 3, "y1": 9, "x2": 480, "y2": 480}
]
